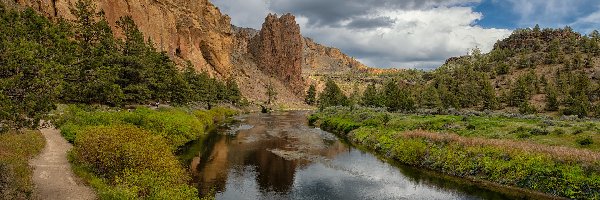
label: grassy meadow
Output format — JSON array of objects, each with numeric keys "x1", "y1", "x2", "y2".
[{"x1": 309, "y1": 107, "x2": 600, "y2": 199}]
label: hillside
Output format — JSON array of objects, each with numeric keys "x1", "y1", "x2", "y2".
[
  {"x1": 9, "y1": 0, "x2": 375, "y2": 107},
  {"x1": 351, "y1": 26, "x2": 600, "y2": 118}
]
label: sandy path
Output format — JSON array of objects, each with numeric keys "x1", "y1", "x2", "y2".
[{"x1": 29, "y1": 127, "x2": 96, "y2": 200}]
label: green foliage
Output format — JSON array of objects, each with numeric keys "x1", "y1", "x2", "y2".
[
  {"x1": 0, "y1": 6, "x2": 68, "y2": 131},
  {"x1": 59, "y1": 105, "x2": 236, "y2": 199},
  {"x1": 360, "y1": 83, "x2": 381, "y2": 107},
  {"x1": 57, "y1": 105, "x2": 236, "y2": 149},
  {"x1": 381, "y1": 79, "x2": 414, "y2": 112},
  {"x1": 518, "y1": 101, "x2": 537, "y2": 114},
  {"x1": 311, "y1": 108, "x2": 600, "y2": 199},
  {"x1": 577, "y1": 137, "x2": 594, "y2": 146},
  {"x1": 0, "y1": 1, "x2": 242, "y2": 131},
  {"x1": 545, "y1": 83, "x2": 560, "y2": 111},
  {"x1": 73, "y1": 125, "x2": 198, "y2": 199},
  {"x1": 420, "y1": 84, "x2": 442, "y2": 109},
  {"x1": 318, "y1": 79, "x2": 348, "y2": 109},
  {"x1": 0, "y1": 131, "x2": 45, "y2": 199},
  {"x1": 305, "y1": 84, "x2": 316, "y2": 105}
]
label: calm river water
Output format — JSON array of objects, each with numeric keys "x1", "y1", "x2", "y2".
[{"x1": 184, "y1": 111, "x2": 531, "y2": 200}]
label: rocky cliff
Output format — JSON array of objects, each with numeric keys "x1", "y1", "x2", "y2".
[
  {"x1": 13, "y1": 0, "x2": 375, "y2": 106},
  {"x1": 15, "y1": 0, "x2": 233, "y2": 77},
  {"x1": 302, "y1": 38, "x2": 368, "y2": 75},
  {"x1": 249, "y1": 14, "x2": 304, "y2": 94}
]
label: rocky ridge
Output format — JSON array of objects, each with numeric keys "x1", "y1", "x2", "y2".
[{"x1": 13, "y1": 0, "x2": 375, "y2": 106}]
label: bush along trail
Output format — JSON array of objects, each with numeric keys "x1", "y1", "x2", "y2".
[
  {"x1": 53, "y1": 105, "x2": 237, "y2": 199},
  {"x1": 309, "y1": 107, "x2": 600, "y2": 199}
]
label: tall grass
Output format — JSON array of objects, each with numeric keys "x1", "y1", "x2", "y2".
[
  {"x1": 0, "y1": 131, "x2": 45, "y2": 199},
  {"x1": 311, "y1": 107, "x2": 600, "y2": 199}
]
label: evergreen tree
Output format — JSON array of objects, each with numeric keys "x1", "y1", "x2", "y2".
[
  {"x1": 318, "y1": 79, "x2": 348, "y2": 110},
  {"x1": 225, "y1": 78, "x2": 241, "y2": 105},
  {"x1": 421, "y1": 84, "x2": 441, "y2": 109},
  {"x1": 361, "y1": 83, "x2": 380, "y2": 107},
  {"x1": 0, "y1": 7, "x2": 69, "y2": 131},
  {"x1": 481, "y1": 78, "x2": 498, "y2": 110},
  {"x1": 382, "y1": 80, "x2": 414, "y2": 112},
  {"x1": 545, "y1": 83, "x2": 560, "y2": 111},
  {"x1": 305, "y1": 84, "x2": 316, "y2": 105}
]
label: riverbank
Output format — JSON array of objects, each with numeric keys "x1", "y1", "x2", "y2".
[
  {"x1": 309, "y1": 107, "x2": 600, "y2": 199},
  {"x1": 53, "y1": 105, "x2": 236, "y2": 199}
]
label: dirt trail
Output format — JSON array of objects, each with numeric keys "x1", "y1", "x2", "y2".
[{"x1": 29, "y1": 127, "x2": 96, "y2": 200}]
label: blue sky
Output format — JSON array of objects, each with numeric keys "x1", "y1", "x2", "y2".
[
  {"x1": 213, "y1": 0, "x2": 600, "y2": 69},
  {"x1": 474, "y1": 0, "x2": 600, "y2": 34}
]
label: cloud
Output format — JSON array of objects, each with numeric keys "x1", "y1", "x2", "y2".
[
  {"x1": 300, "y1": 7, "x2": 511, "y2": 69},
  {"x1": 212, "y1": 0, "x2": 510, "y2": 69},
  {"x1": 267, "y1": 0, "x2": 481, "y2": 27},
  {"x1": 214, "y1": 0, "x2": 271, "y2": 29},
  {"x1": 344, "y1": 16, "x2": 396, "y2": 30},
  {"x1": 504, "y1": 0, "x2": 600, "y2": 30}
]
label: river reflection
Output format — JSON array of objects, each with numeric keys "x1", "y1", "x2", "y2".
[{"x1": 186, "y1": 111, "x2": 527, "y2": 200}]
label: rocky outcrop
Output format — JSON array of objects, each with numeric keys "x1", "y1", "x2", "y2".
[
  {"x1": 15, "y1": 0, "x2": 233, "y2": 77},
  {"x1": 302, "y1": 38, "x2": 368, "y2": 75},
  {"x1": 14, "y1": 0, "x2": 377, "y2": 106},
  {"x1": 249, "y1": 14, "x2": 304, "y2": 94}
]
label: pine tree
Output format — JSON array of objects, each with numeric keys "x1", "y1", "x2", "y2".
[
  {"x1": 318, "y1": 79, "x2": 348, "y2": 110},
  {"x1": 361, "y1": 83, "x2": 380, "y2": 107},
  {"x1": 382, "y1": 80, "x2": 414, "y2": 112},
  {"x1": 225, "y1": 78, "x2": 241, "y2": 105},
  {"x1": 481, "y1": 78, "x2": 498, "y2": 110},
  {"x1": 421, "y1": 85, "x2": 441, "y2": 109},
  {"x1": 545, "y1": 83, "x2": 560, "y2": 111},
  {"x1": 305, "y1": 84, "x2": 316, "y2": 105}
]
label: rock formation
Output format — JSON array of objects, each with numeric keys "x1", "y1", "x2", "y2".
[
  {"x1": 302, "y1": 38, "x2": 368, "y2": 75},
  {"x1": 12, "y1": 0, "x2": 377, "y2": 106},
  {"x1": 14, "y1": 0, "x2": 234, "y2": 78},
  {"x1": 249, "y1": 14, "x2": 304, "y2": 94}
]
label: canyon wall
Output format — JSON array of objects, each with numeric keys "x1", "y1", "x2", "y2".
[
  {"x1": 12, "y1": 0, "x2": 375, "y2": 105},
  {"x1": 15, "y1": 0, "x2": 233, "y2": 77}
]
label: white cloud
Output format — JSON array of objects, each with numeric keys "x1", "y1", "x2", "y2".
[
  {"x1": 299, "y1": 7, "x2": 511, "y2": 68},
  {"x1": 214, "y1": 0, "x2": 271, "y2": 29},
  {"x1": 213, "y1": 0, "x2": 511, "y2": 69}
]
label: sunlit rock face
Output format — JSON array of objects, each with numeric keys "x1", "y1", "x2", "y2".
[{"x1": 16, "y1": 0, "x2": 234, "y2": 78}]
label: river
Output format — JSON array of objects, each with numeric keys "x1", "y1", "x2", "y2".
[{"x1": 183, "y1": 111, "x2": 529, "y2": 200}]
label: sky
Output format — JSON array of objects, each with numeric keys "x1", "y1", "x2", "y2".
[{"x1": 212, "y1": 0, "x2": 600, "y2": 69}]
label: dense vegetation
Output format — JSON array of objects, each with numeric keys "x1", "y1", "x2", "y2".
[
  {"x1": 309, "y1": 107, "x2": 600, "y2": 199},
  {"x1": 0, "y1": 0, "x2": 241, "y2": 132},
  {"x1": 0, "y1": 131, "x2": 45, "y2": 199},
  {"x1": 311, "y1": 26, "x2": 600, "y2": 119},
  {"x1": 55, "y1": 105, "x2": 236, "y2": 199}
]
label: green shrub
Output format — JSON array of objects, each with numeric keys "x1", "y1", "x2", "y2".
[
  {"x1": 0, "y1": 131, "x2": 45, "y2": 199},
  {"x1": 73, "y1": 125, "x2": 197, "y2": 199},
  {"x1": 577, "y1": 137, "x2": 594, "y2": 146},
  {"x1": 58, "y1": 106, "x2": 236, "y2": 150}
]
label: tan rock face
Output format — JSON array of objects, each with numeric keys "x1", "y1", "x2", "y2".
[
  {"x1": 15, "y1": 0, "x2": 377, "y2": 107},
  {"x1": 249, "y1": 13, "x2": 304, "y2": 94},
  {"x1": 302, "y1": 37, "x2": 368, "y2": 75},
  {"x1": 16, "y1": 0, "x2": 233, "y2": 78}
]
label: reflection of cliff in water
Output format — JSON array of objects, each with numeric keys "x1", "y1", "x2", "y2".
[{"x1": 189, "y1": 112, "x2": 349, "y2": 196}]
